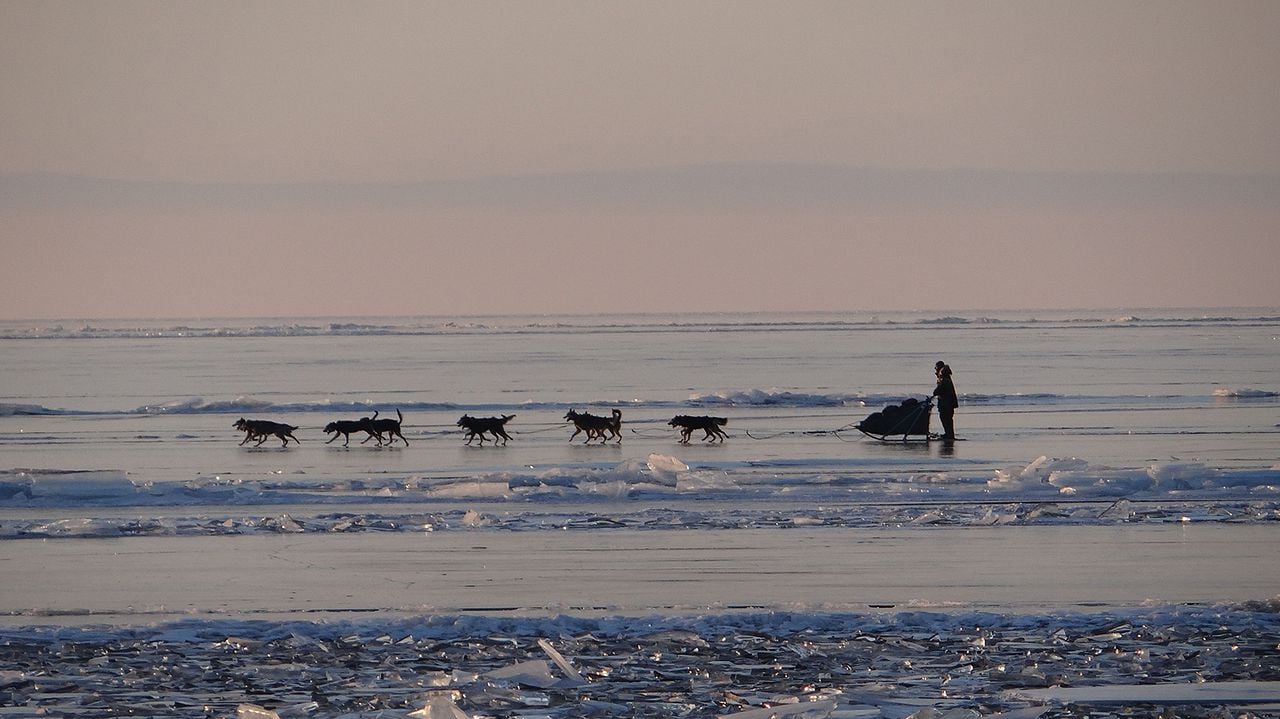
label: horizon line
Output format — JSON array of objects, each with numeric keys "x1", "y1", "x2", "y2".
[{"x1": 3, "y1": 304, "x2": 1278, "y2": 326}]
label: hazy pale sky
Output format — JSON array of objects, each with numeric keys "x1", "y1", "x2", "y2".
[{"x1": 2, "y1": 1, "x2": 1278, "y2": 319}]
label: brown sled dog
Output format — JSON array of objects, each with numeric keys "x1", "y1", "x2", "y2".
[
  {"x1": 323, "y1": 416, "x2": 380, "y2": 447},
  {"x1": 668, "y1": 415, "x2": 728, "y2": 443},
  {"x1": 457, "y1": 414, "x2": 516, "y2": 445},
  {"x1": 365, "y1": 409, "x2": 409, "y2": 446},
  {"x1": 563, "y1": 408, "x2": 622, "y2": 444},
  {"x1": 234, "y1": 417, "x2": 301, "y2": 447}
]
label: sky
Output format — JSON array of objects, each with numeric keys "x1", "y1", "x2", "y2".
[{"x1": 2, "y1": 1, "x2": 1279, "y2": 320}]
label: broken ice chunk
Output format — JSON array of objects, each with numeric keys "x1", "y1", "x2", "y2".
[
  {"x1": 483, "y1": 659, "x2": 558, "y2": 688},
  {"x1": 537, "y1": 638, "x2": 587, "y2": 685},
  {"x1": 905, "y1": 710, "x2": 981, "y2": 719},
  {"x1": 237, "y1": 705, "x2": 280, "y2": 719},
  {"x1": 648, "y1": 453, "x2": 689, "y2": 475},
  {"x1": 461, "y1": 509, "x2": 490, "y2": 527},
  {"x1": 1007, "y1": 679, "x2": 1280, "y2": 704},
  {"x1": 910, "y1": 511, "x2": 944, "y2": 525},
  {"x1": 983, "y1": 709, "x2": 1049, "y2": 719},
  {"x1": 270, "y1": 514, "x2": 305, "y2": 533},
  {"x1": 409, "y1": 695, "x2": 472, "y2": 719},
  {"x1": 717, "y1": 698, "x2": 837, "y2": 719}
]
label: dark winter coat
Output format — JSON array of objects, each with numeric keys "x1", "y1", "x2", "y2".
[{"x1": 932, "y1": 375, "x2": 958, "y2": 411}]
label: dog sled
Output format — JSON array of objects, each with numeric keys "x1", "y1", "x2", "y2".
[{"x1": 855, "y1": 397, "x2": 933, "y2": 442}]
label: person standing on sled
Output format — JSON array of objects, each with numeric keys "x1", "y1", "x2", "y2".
[{"x1": 932, "y1": 361, "x2": 958, "y2": 442}]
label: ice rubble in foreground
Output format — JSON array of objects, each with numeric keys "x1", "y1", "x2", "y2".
[{"x1": 3, "y1": 602, "x2": 1280, "y2": 718}]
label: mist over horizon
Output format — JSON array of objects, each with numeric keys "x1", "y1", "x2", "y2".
[{"x1": 3, "y1": 2, "x2": 1279, "y2": 319}]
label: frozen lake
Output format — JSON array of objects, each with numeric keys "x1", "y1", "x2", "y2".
[{"x1": 3, "y1": 311, "x2": 1279, "y2": 716}]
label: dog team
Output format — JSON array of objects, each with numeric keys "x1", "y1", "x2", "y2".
[{"x1": 232, "y1": 409, "x2": 728, "y2": 447}]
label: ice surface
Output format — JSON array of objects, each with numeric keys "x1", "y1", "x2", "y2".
[{"x1": 3, "y1": 456, "x2": 1277, "y2": 515}]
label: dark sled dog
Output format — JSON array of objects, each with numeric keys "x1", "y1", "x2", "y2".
[
  {"x1": 456, "y1": 414, "x2": 516, "y2": 445},
  {"x1": 669, "y1": 415, "x2": 728, "y2": 443},
  {"x1": 323, "y1": 416, "x2": 379, "y2": 447},
  {"x1": 234, "y1": 417, "x2": 301, "y2": 447},
  {"x1": 563, "y1": 408, "x2": 622, "y2": 444},
  {"x1": 365, "y1": 409, "x2": 409, "y2": 446}
]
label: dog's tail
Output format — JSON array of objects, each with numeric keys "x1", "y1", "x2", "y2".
[
  {"x1": 502, "y1": 414, "x2": 516, "y2": 422},
  {"x1": 396, "y1": 408, "x2": 403, "y2": 423}
]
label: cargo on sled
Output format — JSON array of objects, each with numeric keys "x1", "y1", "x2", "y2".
[{"x1": 856, "y1": 397, "x2": 933, "y2": 441}]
